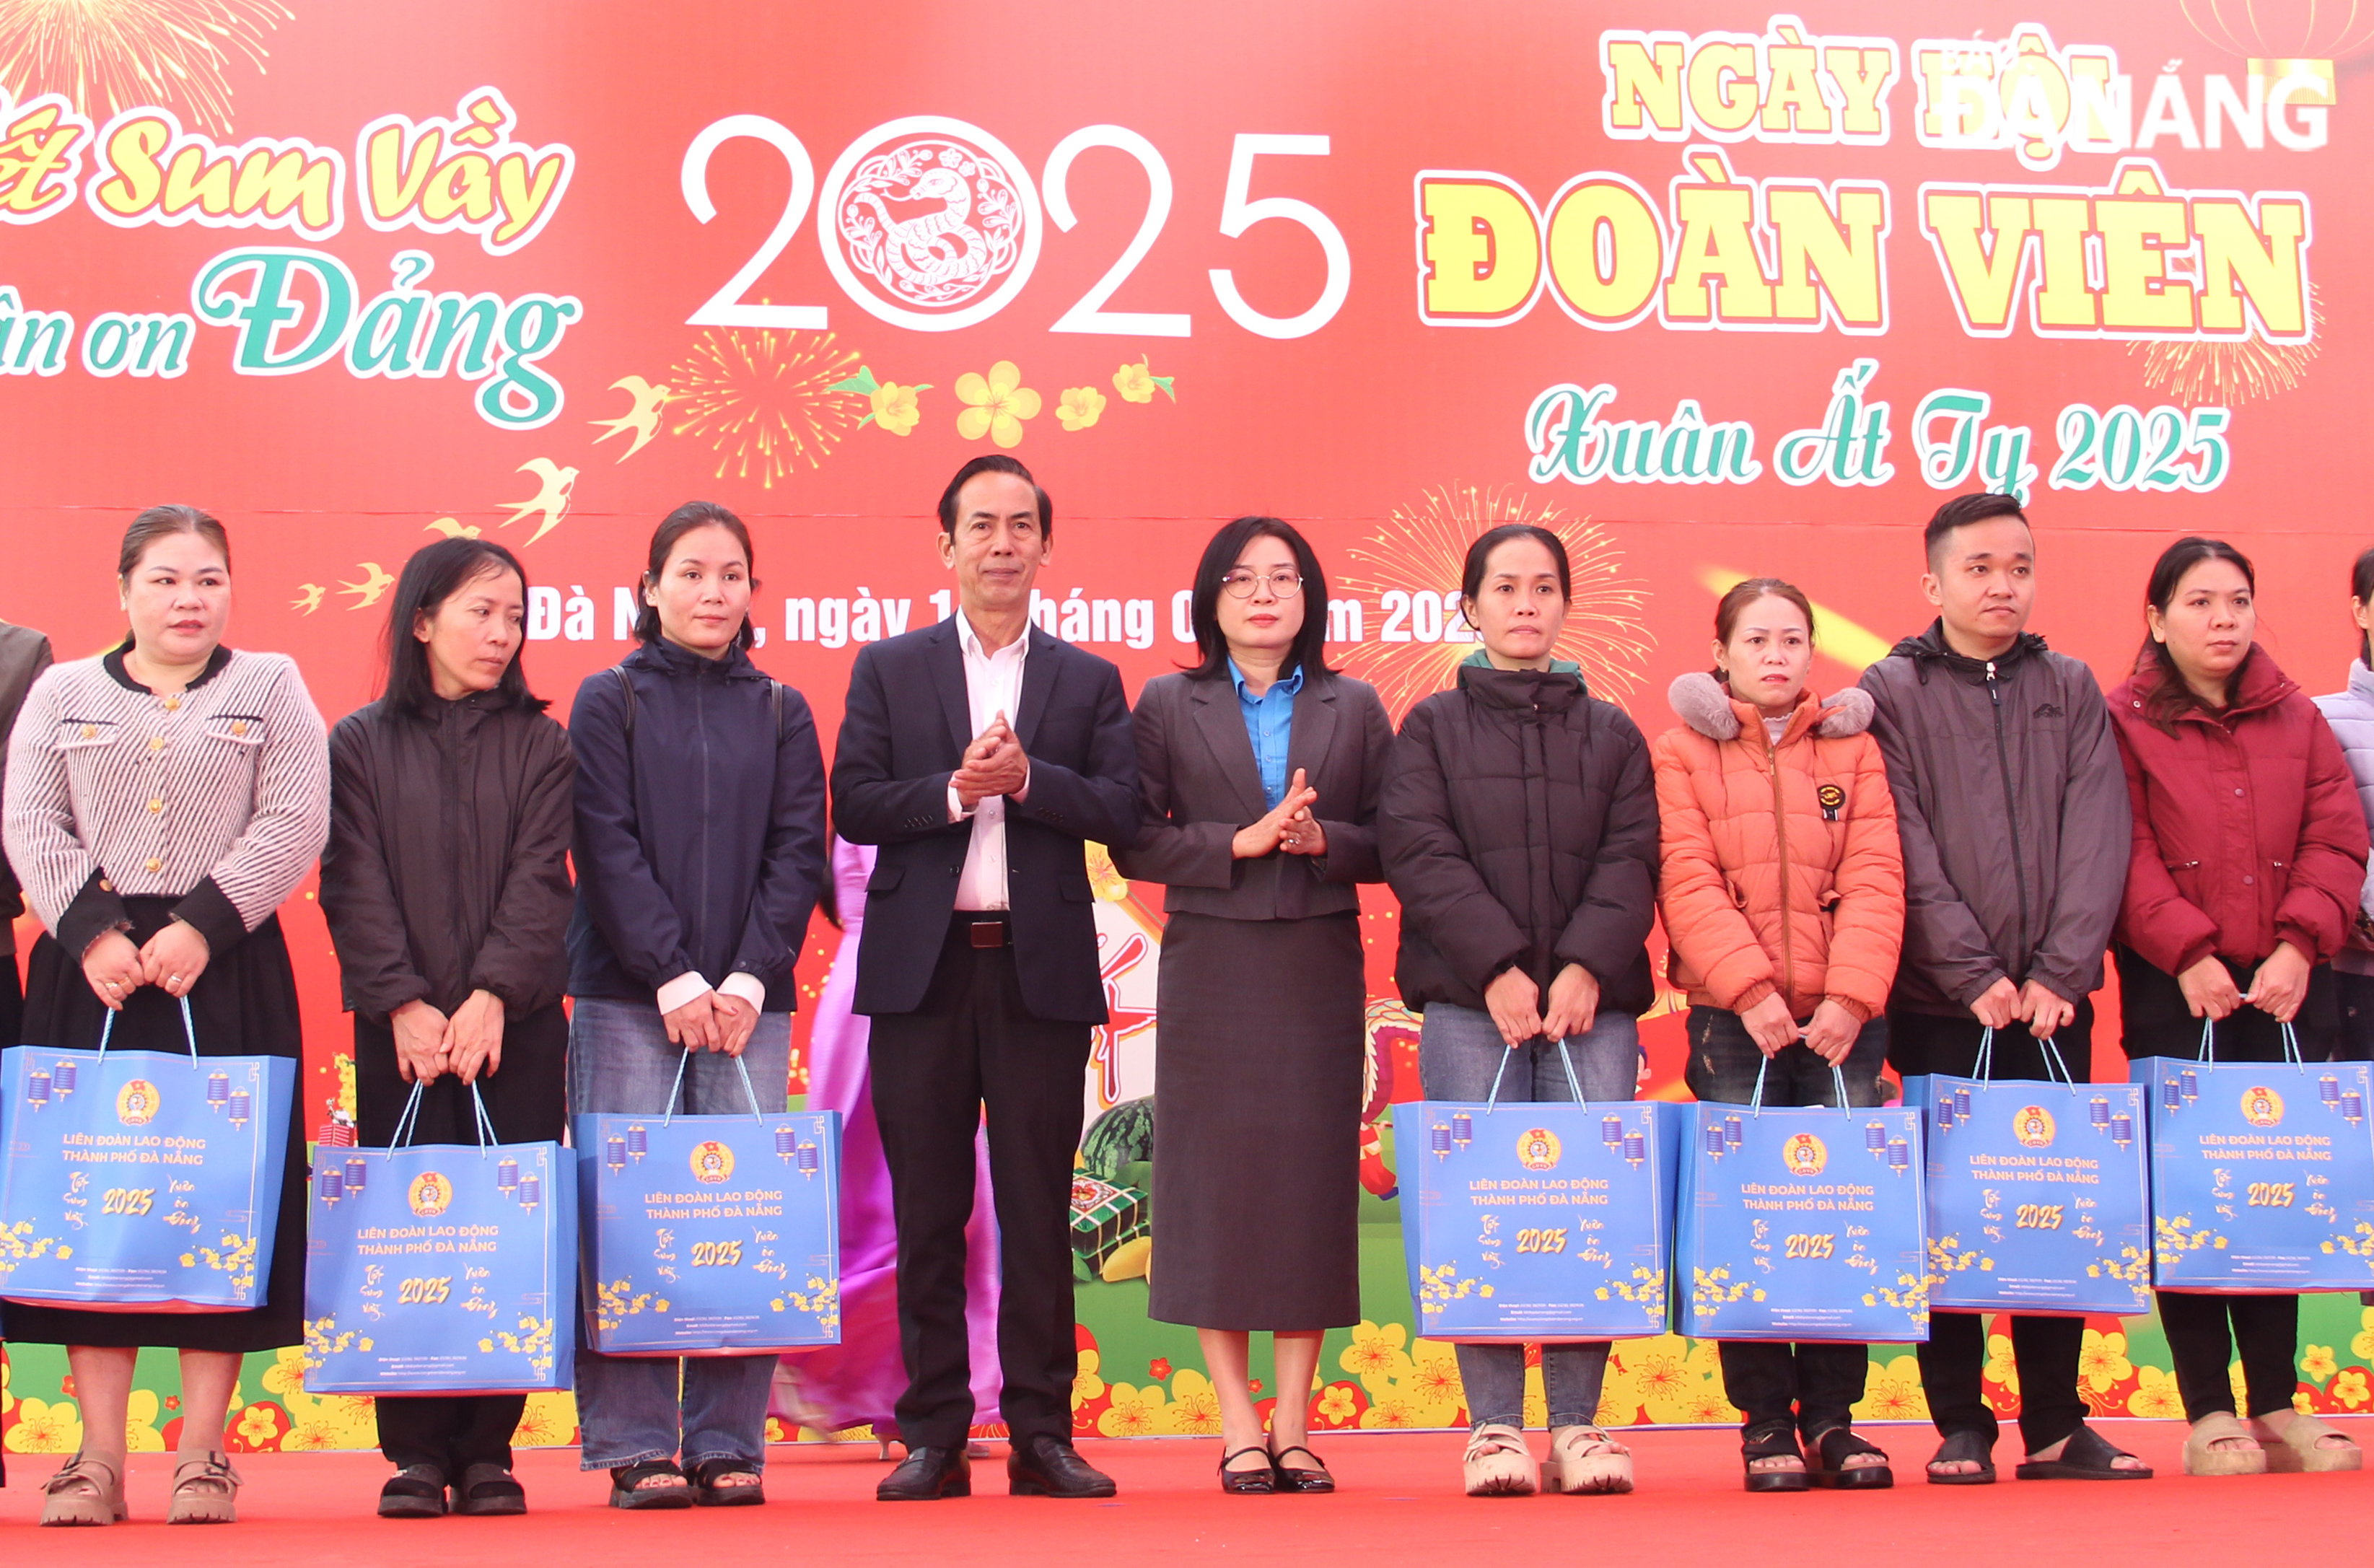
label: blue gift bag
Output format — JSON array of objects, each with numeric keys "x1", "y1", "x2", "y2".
[
  {"x1": 1398, "y1": 1041, "x2": 1682, "y2": 1341},
  {"x1": 303, "y1": 1084, "x2": 577, "y2": 1395},
  {"x1": 1676, "y1": 1060, "x2": 1930, "y2": 1343},
  {"x1": 1906, "y1": 1032, "x2": 2152, "y2": 1317},
  {"x1": 0, "y1": 999, "x2": 294, "y2": 1313},
  {"x1": 2134, "y1": 1020, "x2": 2374, "y2": 1293},
  {"x1": 574, "y1": 1050, "x2": 841, "y2": 1356}
]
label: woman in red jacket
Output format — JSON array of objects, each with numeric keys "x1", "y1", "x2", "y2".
[{"x1": 2108, "y1": 536, "x2": 2369, "y2": 1479}]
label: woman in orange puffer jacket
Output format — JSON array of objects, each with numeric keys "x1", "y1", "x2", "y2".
[{"x1": 1652, "y1": 577, "x2": 1906, "y2": 1497}]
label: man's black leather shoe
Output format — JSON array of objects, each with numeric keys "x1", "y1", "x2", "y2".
[
  {"x1": 1007, "y1": 1435, "x2": 1117, "y2": 1498},
  {"x1": 877, "y1": 1445, "x2": 970, "y2": 1501}
]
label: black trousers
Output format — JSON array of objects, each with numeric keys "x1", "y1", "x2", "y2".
[
  {"x1": 868, "y1": 918, "x2": 1091, "y2": 1450},
  {"x1": 2117, "y1": 947, "x2": 2322, "y2": 1422},
  {"x1": 1888, "y1": 1002, "x2": 2094, "y2": 1453},
  {"x1": 354, "y1": 1002, "x2": 568, "y2": 1476}
]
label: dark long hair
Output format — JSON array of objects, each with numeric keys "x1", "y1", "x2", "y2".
[
  {"x1": 635, "y1": 502, "x2": 757, "y2": 650},
  {"x1": 380, "y1": 538, "x2": 546, "y2": 717},
  {"x1": 2351, "y1": 546, "x2": 2374, "y2": 667},
  {"x1": 2136, "y1": 535, "x2": 2257, "y2": 732},
  {"x1": 1184, "y1": 517, "x2": 1331, "y2": 681}
]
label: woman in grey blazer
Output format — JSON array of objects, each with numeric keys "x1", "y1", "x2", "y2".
[{"x1": 1113, "y1": 517, "x2": 1392, "y2": 1495}]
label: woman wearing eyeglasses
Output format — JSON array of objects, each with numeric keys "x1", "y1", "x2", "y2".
[{"x1": 1113, "y1": 517, "x2": 1393, "y2": 1496}]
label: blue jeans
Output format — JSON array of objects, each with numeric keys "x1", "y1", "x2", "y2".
[
  {"x1": 567, "y1": 997, "x2": 793, "y2": 1473},
  {"x1": 1419, "y1": 1000, "x2": 1639, "y2": 1430}
]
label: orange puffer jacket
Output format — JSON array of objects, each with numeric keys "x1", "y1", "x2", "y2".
[{"x1": 1652, "y1": 673, "x2": 1906, "y2": 1022}]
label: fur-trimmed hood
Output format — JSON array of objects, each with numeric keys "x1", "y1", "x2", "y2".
[{"x1": 1667, "y1": 670, "x2": 1874, "y2": 743}]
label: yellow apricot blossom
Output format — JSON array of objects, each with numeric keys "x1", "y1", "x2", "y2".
[
  {"x1": 954, "y1": 361, "x2": 1041, "y2": 448},
  {"x1": 1056, "y1": 386, "x2": 1106, "y2": 432}
]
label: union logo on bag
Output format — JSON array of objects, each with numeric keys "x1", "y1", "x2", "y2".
[
  {"x1": 2013, "y1": 1105, "x2": 2057, "y2": 1148},
  {"x1": 690, "y1": 1140, "x2": 736, "y2": 1184},
  {"x1": 1515, "y1": 1127, "x2": 1562, "y2": 1172},
  {"x1": 408, "y1": 1171, "x2": 454, "y2": 1217},
  {"x1": 115, "y1": 1079, "x2": 160, "y2": 1126},
  {"x1": 2241, "y1": 1086, "x2": 2286, "y2": 1128},
  {"x1": 1781, "y1": 1132, "x2": 1827, "y2": 1176}
]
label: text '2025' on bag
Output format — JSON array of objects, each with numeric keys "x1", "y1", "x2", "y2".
[
  {"x1": 1905, "y1": 1030, "x2": 2152, "y2": 1317},
  {"x1": 1, "y1": 998, "x2": 294, "y2": 1313},
  {"x1": 2134, "y1": 1020, "x2": 2374, "y2": 1294},
  {"x1": 303, "y1": 1082, "x2": 576, "y2": 1395},
  {"x1": 1400, "y1": 1038, "x2": 1682, "y2": 1342},
  {"x1": 574, "y1": 1048, "x2": 841, "y2": 1355},
  {"x1": 1676, "y1": 1059, "x2": 1930, "y2": 1344}
]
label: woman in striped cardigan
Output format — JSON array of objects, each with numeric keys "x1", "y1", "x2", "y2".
[{"x1": 3, "y1": 506, "x2": 329, "y2": 1527}]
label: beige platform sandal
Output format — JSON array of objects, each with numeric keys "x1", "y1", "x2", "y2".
[
  {"x1": 2250, "y1": 1411, "x2": 2365, "y2": 1473},
  {"x1": 1546, "y1": 1425, "x2": 1634, "y2": 1494},
  {"x1": 2182, "y1": 1412, "x2": 2269, "y2": 1476},
  {"x1": 40, "y1": 1454, "x2": 126, "y2": 1526},
  {"x1": 1462, "y1": 1424, "x2": 1538, "y2": 1497},
  {"x1": 167, "y1": 1450, "x2": 242, "y2": 1524}
]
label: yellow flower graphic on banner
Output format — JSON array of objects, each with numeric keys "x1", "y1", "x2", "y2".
[
  {"x1": 2353, "y1": 1308, "x2": 2374, "y2": 1362},
  {"x1": 4, "y1": 1396, "x2": 82, "y2": 1453},
  {"x1": 2331, "y1": 1368, "x2": 2372, "y2": 1410},
  {"x1": 1097, "y1": 1381, "x2": 1167, "y2": 1437},
  {"x1": 2228, "y1": 1358, "x2": 2251, "y2": 1414},
  {"x1": 1595, "y1": 1352, "x2": 1644, "y2": 1426},
  {"x1": 1409, "y1": 1341, "x2": 1463, "y2": 1414},
  {"x1": 1165, "y1": 1370, "x2": 1222, "y2": 1435},
  {"x1": 1316, "y1": 1384, "x2": 1359, "y2": 1424},
  {"x1": 2127, "y1": 1365, "x2": 2185, "y2": 1419},
  {"x1": 872, "y1": 382, "x2": 924, "y2": 435},
  {"x1": 2304, "y1": 1344, "x2": 2340, "y2": 1382},
  {"x1": 512, "y1": 1393, "x2": 578, "y2": 1447},
  {"x1": 1056, "y1": 386, "x2": 1107, "y2": 432},
  {"x1": 235, "y1": 1403, "x2": 282, "y2": 1447},
  {"x1": 262, "y1": 1349, "x2": 379, "y2": 1452},
  {"x1": 1982, "y1": 1331, "x2": 2022, "y2": 1398},
  {"x1": 1112, "y1": 356, "x2": 1175, "y2": 403},
  {"x1": 1631, "y1": 1346, "x2": 1692, "y2": 1423},
  {"x1": 1360, "y1": 1394, "x2": 1423, "y2": 1429},
  {"x1": 2079, "y1": 1328, "x2": 2134, "y2": 1392},
  {"x1": 1341, "y1": 1320, "x2": 1409, "y2": 1380},
  {"x1": 1072, "y1": 1345, "x2": 1105, "y2": 1407},
  {"x1": 1857, "y1": 1355, "x2": 1930, "y2": 1422},
  {"x1": 124, "y1": 1390, "x2": 166, "y2": 1453},
  {"x1": 955, "y1": 361, "x2": 1041, "y2": 448}
]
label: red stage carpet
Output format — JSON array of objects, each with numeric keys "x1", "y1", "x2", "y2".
[{"x1": 1, "y1": 1422, "x2": 2363, "y2": 1564}]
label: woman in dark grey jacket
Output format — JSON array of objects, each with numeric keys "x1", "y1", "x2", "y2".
[
  {"x1": 1113, "y1": 517, "x2": 1391, "y2": 1495},
  {"x1": 320, "y1": 538, "x2": 575, "y2": 1518},
  {"x1": 566, "y1": 502, "x2": 827, "y2": 1510},
  {"x1": 1380, "y1": 522, "x2": 1658, "y2": 1499}
]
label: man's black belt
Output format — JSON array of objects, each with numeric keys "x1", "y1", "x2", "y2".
[{"x1": 953, "y1": 911, "x2": 1010, "y2": 948}]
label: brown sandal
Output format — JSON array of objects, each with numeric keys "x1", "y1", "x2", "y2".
[
  {"x1": 167, "y1": 1450, "x2": 242, "y2": 1525},
  {"x1": 40, "y1": 1453, "x2": 126, "y2": 1527}
]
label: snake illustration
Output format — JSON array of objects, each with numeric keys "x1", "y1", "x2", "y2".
[{"x1": 854, "y1": 166, "x2": 991, "y2": 297}]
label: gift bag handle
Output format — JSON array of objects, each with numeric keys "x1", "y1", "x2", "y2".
[
  {"x1": 660, "y1": 1046, "x2": 768, "y2": 1126},
  {"x1": 1971, "y1": 1025, "x2": 2079, "y2": 1091},
  {"x1": 1748, "y1": 1056, "x2": 1852, "y2": 1116},
  {"x1": 2193, "y1": 1017, "x2": 2308, "y2": 1071},
  {"x1": 387, "y1": 1079, "x2": 499, "y2": 1155},
  {"x1": 93, "y1": 995, "x2": 201, "y2": 1068},
  {"x1": 1483, "y1": 1034, "x2": 1586, "y2": 1113}
]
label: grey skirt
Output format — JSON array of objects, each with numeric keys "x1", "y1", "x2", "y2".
[{"x1": 1147, "y1": 911, "x2": 1365, "y2": 1331}]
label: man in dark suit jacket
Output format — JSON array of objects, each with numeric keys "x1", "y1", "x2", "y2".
[{"x1": 832, "y1": 455, "x2": 1138, "y2": 1502}]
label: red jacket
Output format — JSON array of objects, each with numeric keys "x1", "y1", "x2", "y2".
[{"x1": 2108, "y1": 648, "x2": 2370, "y2": 976}]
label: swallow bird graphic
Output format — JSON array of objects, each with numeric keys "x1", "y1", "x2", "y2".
[
  {"x1": 337, "y1": 564, "x2": 396, "y2": 608},
  {"x1": 425, "y1": 518, "x2": 483, "y2": 538},
  {"x1": 292, "y1": 583, "x2": 325, "y2": 615},
  {"x1": 590, "y1": 376, "x2": 671, "y2": 462},
  {"x1": 499, "y1": 459, "x2": 579, "y2": 546}
]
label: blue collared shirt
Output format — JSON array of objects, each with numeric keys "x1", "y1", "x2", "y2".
[{"x1": 1230, "y1": 660, "x2": 1303, "y2": 808}]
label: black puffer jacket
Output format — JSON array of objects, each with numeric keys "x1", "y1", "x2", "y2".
[{"x1": 1380, "y1": 661, "x2": 1659, "y2": 1014}]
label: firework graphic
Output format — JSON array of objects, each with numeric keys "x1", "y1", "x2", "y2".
[
  {"x1": 668, "y1": 329, "x2": 866, "y2": 489},
  {"x1": 2131, "y1": 288, "x2": 2324, "y2": 406},
  {"x1": 0, "y1": 0, "x2": 289, "y2": 136},
  {"x1": 1336, "y1": 484, "x2": 1652, "y2": 721}
]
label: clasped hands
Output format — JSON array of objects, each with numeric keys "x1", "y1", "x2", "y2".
[
  {"x1": 2176, "y1": 941, "x2": 2310, "y2": 1024},
  {"x1": 1740, "y1": 991, "x2": 1862, "y2": 1064},
  {"x1": 1230, "y1": 767, "x2": 1328, "y2": 859},
  {"x1": 81, "y1": 921, "x2": 209, "y2": 1009},
  {"x1": 954, "y1": 711, "x2": 1030, "y2": 810},
  {"x1": 392, "y1": 989, "x2": 510, "y2": 1085}
]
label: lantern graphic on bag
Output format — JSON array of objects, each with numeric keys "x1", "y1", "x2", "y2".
[
  {"x1": 1886, "y1": 1137, "x2": 1911, "y2": 1175},
  {"x1": 228, "y1": 1089, "x2": 250, "y2": 1128},
  {"x1": 317, "y1": 1165, "x2": 345, "y2": 1204},
  {"x1": 518, "y1": 1172, "x2": 540, "y2": 1212},
  {"x1": 2321, "y1": 1075, "x2": 2342, "y2": 1109},
  {"x1": 1953, "y1": 1085, "x2": 1974, "y2": 1121},
  {"x1": 1936, "y1": 1095, "x2": 1958, "y2": 1131},
  {"x1": 25, "y1": 1068, "x2": 50, "y2": 1111},
  {"x1": 1429, "y1": 1121, "x2": 1453, "y2": 1160},
  {"x1": 1865, "y1": 1121, "x2": 1889, "y2": 1158},
  {"x1": 776, "y1": 1125, "x2": 798, "y2": 1162},
  {"x1": 1704, "y1": 1122, "x2": 1727, "y2": 1158},
  {"x1": 496, "y1": 1157, "x2": 520, "y2": 1199},
  {"x1": 796, "y1": 1139, "x2": 820, "y2": 1179},
  {"x1": 2180, "y1": 1069, "x2": 2199, "y2": 1104},
  {"x1": 1622, "y1": 1130, "x2": 1645, "y2": 1168},
  {"x1": 2162, "y1": 1076, "x2": 2184, "y2": 1114},
  {"x1": 605, "y1": 1134, "x2": 627, "y2": 1173},
  {"x1": 2345, "y1": 1092, "x2": 2366, "y2": 1124},
  {"x1": 2111, "y1": 1113, "x2": 2134, "y2": 1149},
  {"x1": 206, "y1": 1072, "x2": 229, "y2": 1113},
  {"x1": 343, "y1": 1155, "x2": 367, "y2": 1196},
  {"x1": 51, "y1": 1058, "x2": 75, "y2": 1097},
  {"x1": 1451, "y1": 1113, "x2": 1474, "y2": 1152},
  {"x1": 2089, "y1": 1096, "x2": 2112, "y2": 1133},
  {"x1": 627, "y1": 1124, "x2": 649, "y2": 1162},
  {"x1": 1601, "y1": 1114, "x2": 1624, "y2": 1153},
  {"x1": 1723, "y1": 1113, "x2": 1744, "y2": 1150}
]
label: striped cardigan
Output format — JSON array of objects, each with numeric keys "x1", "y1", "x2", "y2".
[{"x1": 3, "y1": 646, "x2": 329, "y2": 958}]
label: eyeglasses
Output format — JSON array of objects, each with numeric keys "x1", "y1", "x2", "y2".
[{"x1": 1220, "y1": 570, "x2": 1304, "y2": 599}]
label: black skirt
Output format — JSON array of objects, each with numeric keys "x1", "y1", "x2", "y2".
[
  {"x1": 2, "y1": 898, "x2": 309, "y2": 1352},
  {"x1": 1147, "y1": 911, "x2": 1365, "y2": 1331}
]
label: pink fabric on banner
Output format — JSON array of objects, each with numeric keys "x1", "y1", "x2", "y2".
[{"x1": 777, "y1": 837, "x2": 1003, "y2": 1432}]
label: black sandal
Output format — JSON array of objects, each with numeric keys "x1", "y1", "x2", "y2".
[
  {"x1": 2015, "y1": 1424, "x2": 2153, "y2": 1481},
  {"x1": 608, "y1": 1460, "x2": 693, "y2": 1510},
  {"x1": 377, "y1": 1464, "x2": 448, "y2": 1518},
  {"x1": 1269, "y1": 1445, "x2": 1335, "y2": 1494},
  {"x1": 686, "y1": 1456, "x2": 766, "y2": 1507},
  {"x1": 1924, "y1": 1430, "x2": 1997, "y2": 1486},
  {"x1": 1218, "y1": 1447, "x2": 1276, "y2": 1494},
  {"x1": 1743, "y1": 1421, "x2": 1809, "y2": 1493},
  {"x1": 1807, "y1": 1426, "x2": 1893, "y2": 1489},
  {"x1": 452, "y1": 1462, "x2": 527, "y2": 1516}
]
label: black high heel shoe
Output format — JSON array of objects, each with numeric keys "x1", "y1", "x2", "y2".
[{"x1": 1218, "y1": 1447, "x2": 1276, "y2": 1494}]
